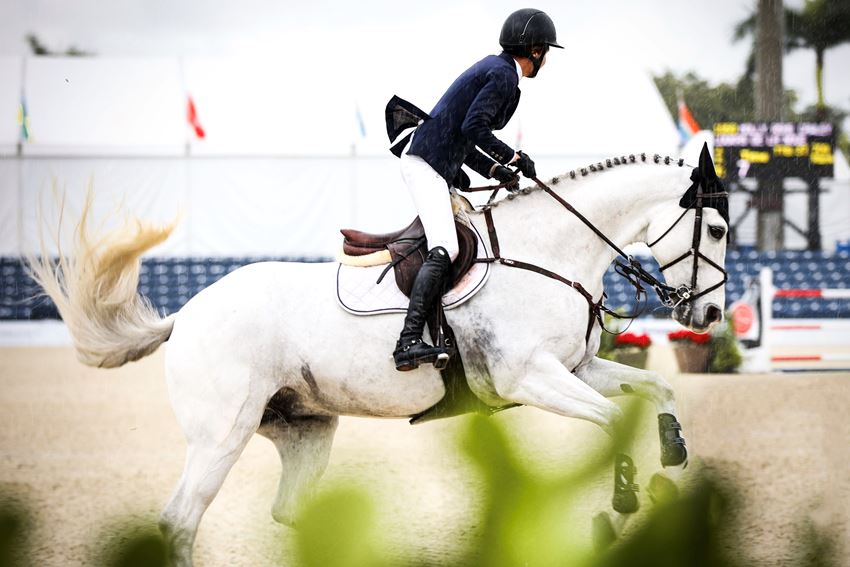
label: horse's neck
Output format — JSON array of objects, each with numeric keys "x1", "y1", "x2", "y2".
[{"x1": 475, "y1": 168, "x2": 678, "y2": 298}]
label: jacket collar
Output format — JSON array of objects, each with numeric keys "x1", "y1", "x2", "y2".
[
  {"x1": 498, "y1": 51, "x2": 516, "y2": 67},
  {"x1": 497, "y1": 51, "x2": 523, "y2": 83}
]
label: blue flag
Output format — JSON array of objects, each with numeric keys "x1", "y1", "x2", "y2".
[
  {"x1": 17, "y1": 93, "x2": 29, "y2": 142},
  {"x1": 355, "y1": 104, "x2": 366, "y2": 138}
]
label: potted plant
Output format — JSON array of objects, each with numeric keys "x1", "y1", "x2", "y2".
[
  {"x1": 668, "y1": 319, "x2": 743, "y2": 374},
  {"x1": 707, "y1": 320, "x2": 743, "y2": 373},
  {"x1": 668, "y1": 329, "x2": 713, "y2": 373},
  {"x1": 610, "y1": 332, "x2": 652, "y2": 369}
]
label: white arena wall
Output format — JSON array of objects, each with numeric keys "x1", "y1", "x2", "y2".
[
  {"x1": 1, "y1": 154, "x2": 640, "y2": 259},
  {"x1": 1, "y1": 55, "x2": 848, "y2": 259}
]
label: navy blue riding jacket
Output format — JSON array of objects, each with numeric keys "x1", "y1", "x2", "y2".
[{"x1": 387, "y1": 52, "x2": 521, "y2": 186}]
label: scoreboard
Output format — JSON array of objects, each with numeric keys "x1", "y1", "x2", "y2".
[{"x1": 712, "y1": 122, "x2": 835, "y2": 181}]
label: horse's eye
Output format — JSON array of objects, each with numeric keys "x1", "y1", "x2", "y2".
[{"x1": 709, "y1": 225, "x2": 726, "y2": 240}]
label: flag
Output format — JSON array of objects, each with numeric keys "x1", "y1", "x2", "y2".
[
  {"x1": 355, "y1": 104, "x2": 366, "y2": 138},
  {"x1": 17, "y1": 93, "x2": 29, "y2": 142},
  {"x1": 677, "y1": 92, "x2": 700, "y2": 145},
  {"x1": 187, "y1": 95, "x2": 206, "y2": 139}
]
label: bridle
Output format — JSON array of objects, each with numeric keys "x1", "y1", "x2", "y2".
[
  {"x1": 463, "y1": 166, "x2": 729, "y2": 340},
  {"x1": 644, "y1": 168, "x2": 729, "y2": 307}
]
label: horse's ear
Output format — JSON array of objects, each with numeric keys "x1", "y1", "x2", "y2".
[{"x1": 698, "y1": 142, "x2": 718, "y2": 182}]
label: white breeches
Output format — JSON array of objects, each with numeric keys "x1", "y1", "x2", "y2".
[{"x1": 400, "y1": 152, "x2": 460, "y2": 261}]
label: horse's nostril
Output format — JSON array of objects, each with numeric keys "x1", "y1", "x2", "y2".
[{"x1": 706, "y1": 305, "x2": 722, "y2": 324}]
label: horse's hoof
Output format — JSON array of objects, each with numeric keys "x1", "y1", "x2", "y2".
[
  {"x1": 592, "y1": 512, "x2": 618, "y2": 551},
  {"x1": 661, "y1": 442, "x2": 688, "y2": 468},
  {"x1": 661, "y1": 443, "x2": 688, "y2": 467},
  {"x1": 612, "y1": 489, "x2": 639, "y2": 514},
  {"x1": 648, "y1": 472, "x2": 679, "y2": 506}
]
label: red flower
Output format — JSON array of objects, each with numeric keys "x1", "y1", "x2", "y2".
[
  {"x1": 614, "y1": 332, "x2": 652, "y2": 349},
  {"x1": 667, "y1": 329, "x2": 711, "y2": 344}
]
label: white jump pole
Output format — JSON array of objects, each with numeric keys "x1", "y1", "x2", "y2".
[
  {"x1": 757, "y1": 267, "x2": 850, "y2": 371},
  {"x1": 747, "y1": 267, "x2": 773, "y2": 372}
]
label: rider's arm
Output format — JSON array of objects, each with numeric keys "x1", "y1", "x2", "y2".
[
  {"x1": 460, "y1": 68, "x2": 517, "y2": 165},
  {"x1": 463, "y1": 150, "x2": 500, "y2": 179}
]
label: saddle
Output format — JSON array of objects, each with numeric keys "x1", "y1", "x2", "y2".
[
  {"x1": 339, "y1": 215, "x2": 513, "y2": 424},
  {"x1": 341, "y1": 217, "x2": 479, "y2": 297}
]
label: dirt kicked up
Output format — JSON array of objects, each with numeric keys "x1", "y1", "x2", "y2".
[{"x1": 1, "y1": 346, "x2": 848, "y2": 566}]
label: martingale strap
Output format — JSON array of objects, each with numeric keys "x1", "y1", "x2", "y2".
[
  {"x1": 479, "y1": 208, "x2": 602, "y2": 343},
  {"x1": 484, "y1": 208, "x2": 501, "y2": 259}
]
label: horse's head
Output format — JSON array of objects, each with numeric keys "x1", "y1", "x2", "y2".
[{"x1": 646, "y1": 144, "x2": 729, "y2": 333}]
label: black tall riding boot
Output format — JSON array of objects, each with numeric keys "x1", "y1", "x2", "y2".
[{"x1": 393, "y1": 246, "x2": 451, "y2": 371}]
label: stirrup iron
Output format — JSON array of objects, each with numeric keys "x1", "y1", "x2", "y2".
[{"x1": 434, "y1": 352, "x2": 450, "y2": 370}]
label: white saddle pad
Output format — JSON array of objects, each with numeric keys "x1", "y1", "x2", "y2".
[{"x1": 336, "y1": 223, "x2": 491, "y2": 316}]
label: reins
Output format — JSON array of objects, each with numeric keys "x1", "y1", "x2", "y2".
[{"x1": 461, "y1": 170, "x2": 729, "y2": 340}]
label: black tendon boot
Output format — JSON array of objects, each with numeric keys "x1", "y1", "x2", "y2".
[
  {"x1": 612, "y1": 453, "x2": 640, "y2": 514},
  {"x1": 393, "y1": 246, "x2": 451, "y2": 371},
  {"x1": 658, "y1": 413, "x2": 688, "y2": 467}
]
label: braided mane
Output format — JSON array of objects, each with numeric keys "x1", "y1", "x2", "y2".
[{"x1": 474, "y1": 153, "x2": 689, "y2": 212}]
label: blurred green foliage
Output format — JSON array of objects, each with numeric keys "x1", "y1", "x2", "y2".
[
  {"x1": 0, "y1": 493, "x2": 31, "y2": 567},
  {"x1": 293, "y1": 409, "x2": 640, "y2": 567},
  {"x1": 0, "y1": 409, "x2": 839, "y2": 566},
  {"x1": 295, "y1": 487, "x2": 385, "y2": 567},
  {"x1": 293, "y1": 407, "x2": 755, "y2": 567},
  {"x1": 595, "y1": 476, "x2": 740, "y2": 567},
  {"x1": 91, "y1": 522, "x2": 171, "y2": 567}
]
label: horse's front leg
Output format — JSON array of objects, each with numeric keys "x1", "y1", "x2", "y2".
[
  {"x1": 496, "y1": 354, "x2": 637, "y2": 500},
  {"x1": 494, "y1": 352, "x2": 624, "y2": 435},
  {"x1": 577, "y1": 356, "x2": 687, "y2": 470},
  {"x1": 571, "y1": 356, "x2": 689, "y2": 549},
  {"x1": 494, "y1": 352, "x2": 640, "y2": 548},
  {"x1": 577, "y1": 355, "x2": 687, "y2": 533}
]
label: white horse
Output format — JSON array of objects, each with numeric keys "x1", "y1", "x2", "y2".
[{"x1": 30, "y1": 148, "x2": 728, "y2": 566}]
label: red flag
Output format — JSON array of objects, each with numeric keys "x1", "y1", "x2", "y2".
[
  {"x1": 187, "y1": 95, "x2": 206, "y2": 139},
  {"x1": 677, "y1": 91, "x2": 700, "y2": 144}
]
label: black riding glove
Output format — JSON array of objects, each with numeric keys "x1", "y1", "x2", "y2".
[
  {"x1": 490, "y1": 165, "x2": 520, "y2": 191},
  {"x1": 514, "y1": 151, "x2": 536, "y2": 179}
]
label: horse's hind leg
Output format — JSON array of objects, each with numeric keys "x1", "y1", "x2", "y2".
[
  {"x1": 159, "y1": 368, "x2": 269, "y2": 566},
  {"x1": 160, "y1": 429, "x2": 259, "y2": 566},
  {"x1": 257, "y1": 414, "x2": 338, "y2": 526}
]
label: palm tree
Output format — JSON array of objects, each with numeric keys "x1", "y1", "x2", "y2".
[
  {"x1": 734, "y1": 0, "x2": 850, "y2": 119},
  {"x1": 786, "y1": 0, "x2": 850, "y2": 118}
]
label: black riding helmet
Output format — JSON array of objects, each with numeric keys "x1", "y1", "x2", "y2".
[{"x1": 499, "y1": 9, "x2": 563, "y2": 78}]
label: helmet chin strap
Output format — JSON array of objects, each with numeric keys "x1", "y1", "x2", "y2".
[
  {"x1": 527, "y1": 55, "x2": 542, "y2": 78},
  {"x1": 525, "y1": 45, "x2": 548, "y2": 79}
]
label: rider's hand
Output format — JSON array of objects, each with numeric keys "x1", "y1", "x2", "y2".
[
  {"x1": 513, "y1": 151, "x2": 536, "y2": 179},
  {"x1": 490, "y1": 165, "x2": 520, "y2": 191}
]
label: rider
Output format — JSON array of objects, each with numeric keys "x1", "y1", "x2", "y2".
[{"x1": 389, "y1": 8, "x2": 563, "y2": 371}]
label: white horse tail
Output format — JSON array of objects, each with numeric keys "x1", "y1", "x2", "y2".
[{"x1": 28, "y1": 191, "x2": 178, "y2": 369}]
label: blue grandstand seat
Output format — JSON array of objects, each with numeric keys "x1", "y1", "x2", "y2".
[{"x1": 2, "y1": 249, "x2": 849, "y2": 321}]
